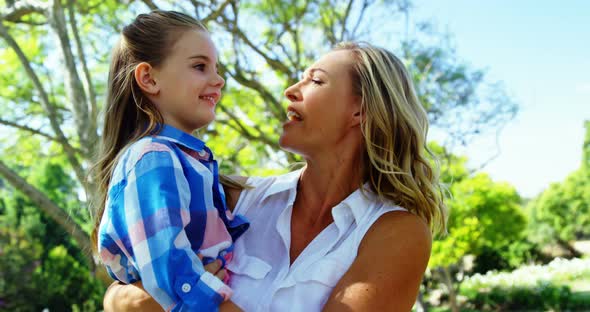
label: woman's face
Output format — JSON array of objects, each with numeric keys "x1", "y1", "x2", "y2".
[{"x1": 280, "y1": 50, "x2": 361, "y2": 157}]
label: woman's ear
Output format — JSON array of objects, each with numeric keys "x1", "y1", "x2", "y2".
[
  {"x1": 134, "y1": 62, "x2": 159, "y2": 95},
  {"x1": 351, "y1": 98, "x2": 364, "y2": 127}
]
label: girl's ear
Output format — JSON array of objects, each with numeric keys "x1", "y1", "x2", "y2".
[{"x1": 134, "y1": 62, "x2": 159, "y2": 95}]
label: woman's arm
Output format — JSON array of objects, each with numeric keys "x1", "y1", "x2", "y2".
[
  {"x1": 103, "y1": 281, "x2": 162, "y2": 312},
  {"x1": 322, "y1": 211, "x2": 432, "y2": 312},
  {"x1": 103, "y1": 281, "x2": 243, "y2": 312},
  {"x1": 103, "y1": 260, "x2": 242, "y2": 311}
]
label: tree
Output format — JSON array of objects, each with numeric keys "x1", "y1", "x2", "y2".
[
  {"x1": 0, "y1": 0, "x2": 518, "y2": 278},
  {"x1": 526, "y1": 121, "x2": 590, "y2": 256},
  {"x1": 425, "y1": 144, "x2": 528, "y2": 312}
]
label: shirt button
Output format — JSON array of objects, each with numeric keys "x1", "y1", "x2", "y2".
[
  {"x1": 181, "y1": 283, "x2": 191, "y2": 293},
  {"x1": 219, "y1": 251, "x2": 227, "y2": 257},
  {"x1": 198, "y1": 150, "x2": 207, "y2": 157}
]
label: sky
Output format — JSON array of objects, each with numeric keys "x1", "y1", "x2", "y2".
[{"x1": 399, "y1": 0, "x2": 590, "y2": 198}]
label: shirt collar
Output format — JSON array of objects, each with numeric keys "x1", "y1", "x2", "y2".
[
  {"x1": 154, "y1": 124, "x2": 207, "y2": 153},
  {"x1": 262, "y1": 169, "x2": 381, "y2": 228},
  {"x1": 261, "y1": 169, "x2": 303, "y2": 201},
  {"x1": 333, "y1": 186, "x2": 380, "y2": 228}
]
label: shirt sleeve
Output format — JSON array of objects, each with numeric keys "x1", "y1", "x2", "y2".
[{"x1": 100, "y1": 143, "x2": 231, "y2": 312}]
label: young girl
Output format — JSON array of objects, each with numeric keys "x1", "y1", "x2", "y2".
[{"x1": 91, "y1": 11, "x2": 248, "y2": 311}]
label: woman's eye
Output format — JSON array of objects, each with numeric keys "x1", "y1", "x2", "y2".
[
  {"x1": 311, "y1": 79, "x2": 323, "y2": 85},
  {"x1": 193, "y1": 64, "x2": 205, "y2": 71}
]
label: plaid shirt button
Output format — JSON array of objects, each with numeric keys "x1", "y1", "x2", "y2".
[{"x1": 181, "y1": 283, "x2": 192, "y2": 293}]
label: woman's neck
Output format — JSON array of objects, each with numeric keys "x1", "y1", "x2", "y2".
[{"x1": 295, "y1": 144, "x2": 364, "y2": 227}]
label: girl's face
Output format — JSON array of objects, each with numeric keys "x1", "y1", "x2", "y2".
[
  {"x1": 280, "y1": 50, "x2": 361, "y2": 157},
  {"x1": 152, "y1": 29, "x2": 225, "y2": 133}
]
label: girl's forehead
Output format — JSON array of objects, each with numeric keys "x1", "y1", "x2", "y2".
[{"x1": 172, "y1": 29, "x2": 218, "y2": 61}]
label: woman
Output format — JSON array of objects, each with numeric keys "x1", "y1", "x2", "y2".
[{"x1": 104, "y1": 42, "x2": 447, "y2": 311}]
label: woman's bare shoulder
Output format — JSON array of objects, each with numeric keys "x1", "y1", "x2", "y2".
[{"x1": 224, "y1": 176, "x2": 249, "y2": 212}]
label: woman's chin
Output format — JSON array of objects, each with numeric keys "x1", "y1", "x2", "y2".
[{"x1": 279, "y1": 134, "x2": 303, "y2": 155}]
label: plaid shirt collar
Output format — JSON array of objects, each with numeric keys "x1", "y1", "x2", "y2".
[{"x1": 154, "y1": 124, "x2": 212, "y2": 160}]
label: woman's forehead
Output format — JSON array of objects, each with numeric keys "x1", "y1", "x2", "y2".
[{"x1": 311, "y1": 50, "x2": 354, "y2": 73}]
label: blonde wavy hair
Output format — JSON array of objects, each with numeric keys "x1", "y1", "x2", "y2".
[{"x1": 334, "y1": 42, "x2": 448, "y2": 235}]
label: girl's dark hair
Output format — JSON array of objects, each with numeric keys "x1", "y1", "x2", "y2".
[{"x1": 90, "y1": 11, "x2": 207, "y2": 251}]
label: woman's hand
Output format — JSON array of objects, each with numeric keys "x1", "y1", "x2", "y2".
[
  {"x1": 102, "y1": 260, "x2": 230, "y2": 312},
  {"x1": 103, "y1": 280, "x2": 161, "y2": 312}
]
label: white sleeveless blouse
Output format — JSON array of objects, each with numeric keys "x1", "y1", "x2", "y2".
[{"x1": 227, "y1": 170, "x2": 406, "y2": 311}]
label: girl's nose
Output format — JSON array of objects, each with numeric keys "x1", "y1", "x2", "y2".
[{"x1": 213, "y1": 73, "x2": 225, "y2": 88}]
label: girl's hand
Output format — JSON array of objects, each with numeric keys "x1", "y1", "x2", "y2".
[{"x1": 201, "y1": 257, "x2": 228, "y2": 281}]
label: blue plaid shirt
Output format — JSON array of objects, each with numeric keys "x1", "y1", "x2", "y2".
[{"x1": 98, "y1": 125, "x2": 249, "y2": 311}]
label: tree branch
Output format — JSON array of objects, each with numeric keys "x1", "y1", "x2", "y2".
[
  {"x1": 351, "y1": 0, "x2": 371, "y2": 39},
  {"x1": 140, "y1": 0, "x2": 158, "y2": 10},
  {"x1": 68, "y1": 0, "x2": 99, "y2": 151},
  {"x1": 220, "y1": 62, "x2": 283, "y2": 119},
  {"x1": 48, "y1": 0, "x2": 92, "y2": 156},
  {"x1": 1, "y1": 0, "x2": 47, "y2": 22},
  {"x1": 0, "y1": 160, "x2": 94, "y2": 268},
  {"x1": 217, "y1": 103, "x2": 281, "y2": 151},
  {"x1": 0, "y1": 118, "x2": 85, "y2": 155},
  {"x1": 0, "y1": 19, "x2": 86, "y2": 189},
  {"x1": 218, "y1": 13, "x2": 292, "y2": 77},
  {"x1": 202, "y1": 0, "x2": 233, "y2": 24},
  {"x1": 339, "y1": 0, "x2": 354, "y2": 41}
]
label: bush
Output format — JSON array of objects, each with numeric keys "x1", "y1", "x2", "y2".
[
  {"x1": 463, "y1": 283, "x2": 590, "y2": 310},
  {"x1": 33, "y1": 246, "x2": 104, "y2": 311},
  {"x1": 0, "y1": 228, "x2": 104, "y2": 311},
  {"x1": 460, "y1": 257, "x2": 590, "y2": 310},
  {"x1": 0, "y1": 227, "x2": 43, "y2": 311}
]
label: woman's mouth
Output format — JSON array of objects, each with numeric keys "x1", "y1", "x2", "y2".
[{"x1": 286, "y1": 107, "x2": 303, "y2": 121}]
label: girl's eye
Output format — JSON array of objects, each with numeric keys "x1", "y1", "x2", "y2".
[
  {"x1": 193, "y1": 64, "x2": 205, "y2": 71},
  {"x1": 311, "y1": 79, "x2": 323, "y2": 85}
]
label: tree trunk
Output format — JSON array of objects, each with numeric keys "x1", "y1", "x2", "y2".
[
  {"x1": 439, "y1": 266, "x2": 460, "y2": 312},
  {"x1": 0, "y1": 160, "x2": 92, "y2": 265},
  {"x1": 557, "y1": 238, "x2": 582, "y2": 258},
  {"x1": 415, "y1": 289, "x2": 429, "y2": 312}
]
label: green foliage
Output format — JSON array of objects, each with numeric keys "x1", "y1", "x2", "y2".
[
  {"x1": 0, "y1": 158, "x2": 102, "y2": 310},
  {"x1": 429, "y1": 144, "x2": 529, "y2": 271},
  {"x1": 0, "y1": 218, "x2": 103, "y2": 311},
  {"x1": 0, "y1": 226, "x2": 43, "y2": 311},
  {"x1": 0, "y1": 227, "x2": 103, "y2": 311},
  {"x1": 460, "y1": 257, "x2": 590, "y2": 311},
  {"x1": 33, "y1": 246, "x2": 104, "y2": 311},
  {"x1": 461, "y1": 283, "x2": 585, "y2": 311},
  {"x1": 526, "y1": 121, "x2": 590, "y2": 247}
]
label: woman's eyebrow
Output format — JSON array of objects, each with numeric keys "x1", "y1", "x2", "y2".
[
  {"x1": 309, "y1": 68, "x2": 329, "y2": 76},
  {"x1": 188, "y1": 55, "x2": 210, "y2": 61}
]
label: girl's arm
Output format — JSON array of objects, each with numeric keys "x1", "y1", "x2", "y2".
[
  {"x1": 102, "y1": 175, "x2": 247, "y2": 312},
  {"x1": 322, "y1": 211, "x2": 432, "y2": 312},
  {"x1": 100, "y1": 146, "x2": 231, "y2": 311}
]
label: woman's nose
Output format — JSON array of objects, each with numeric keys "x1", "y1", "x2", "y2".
[{"x1": 284, "y1": 83, "x2": 301, "y2": 102}]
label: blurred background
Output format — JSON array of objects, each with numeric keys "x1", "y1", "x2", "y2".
[{"x1": 0, "y1": 0, "x2": 588, "y2": 311}]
